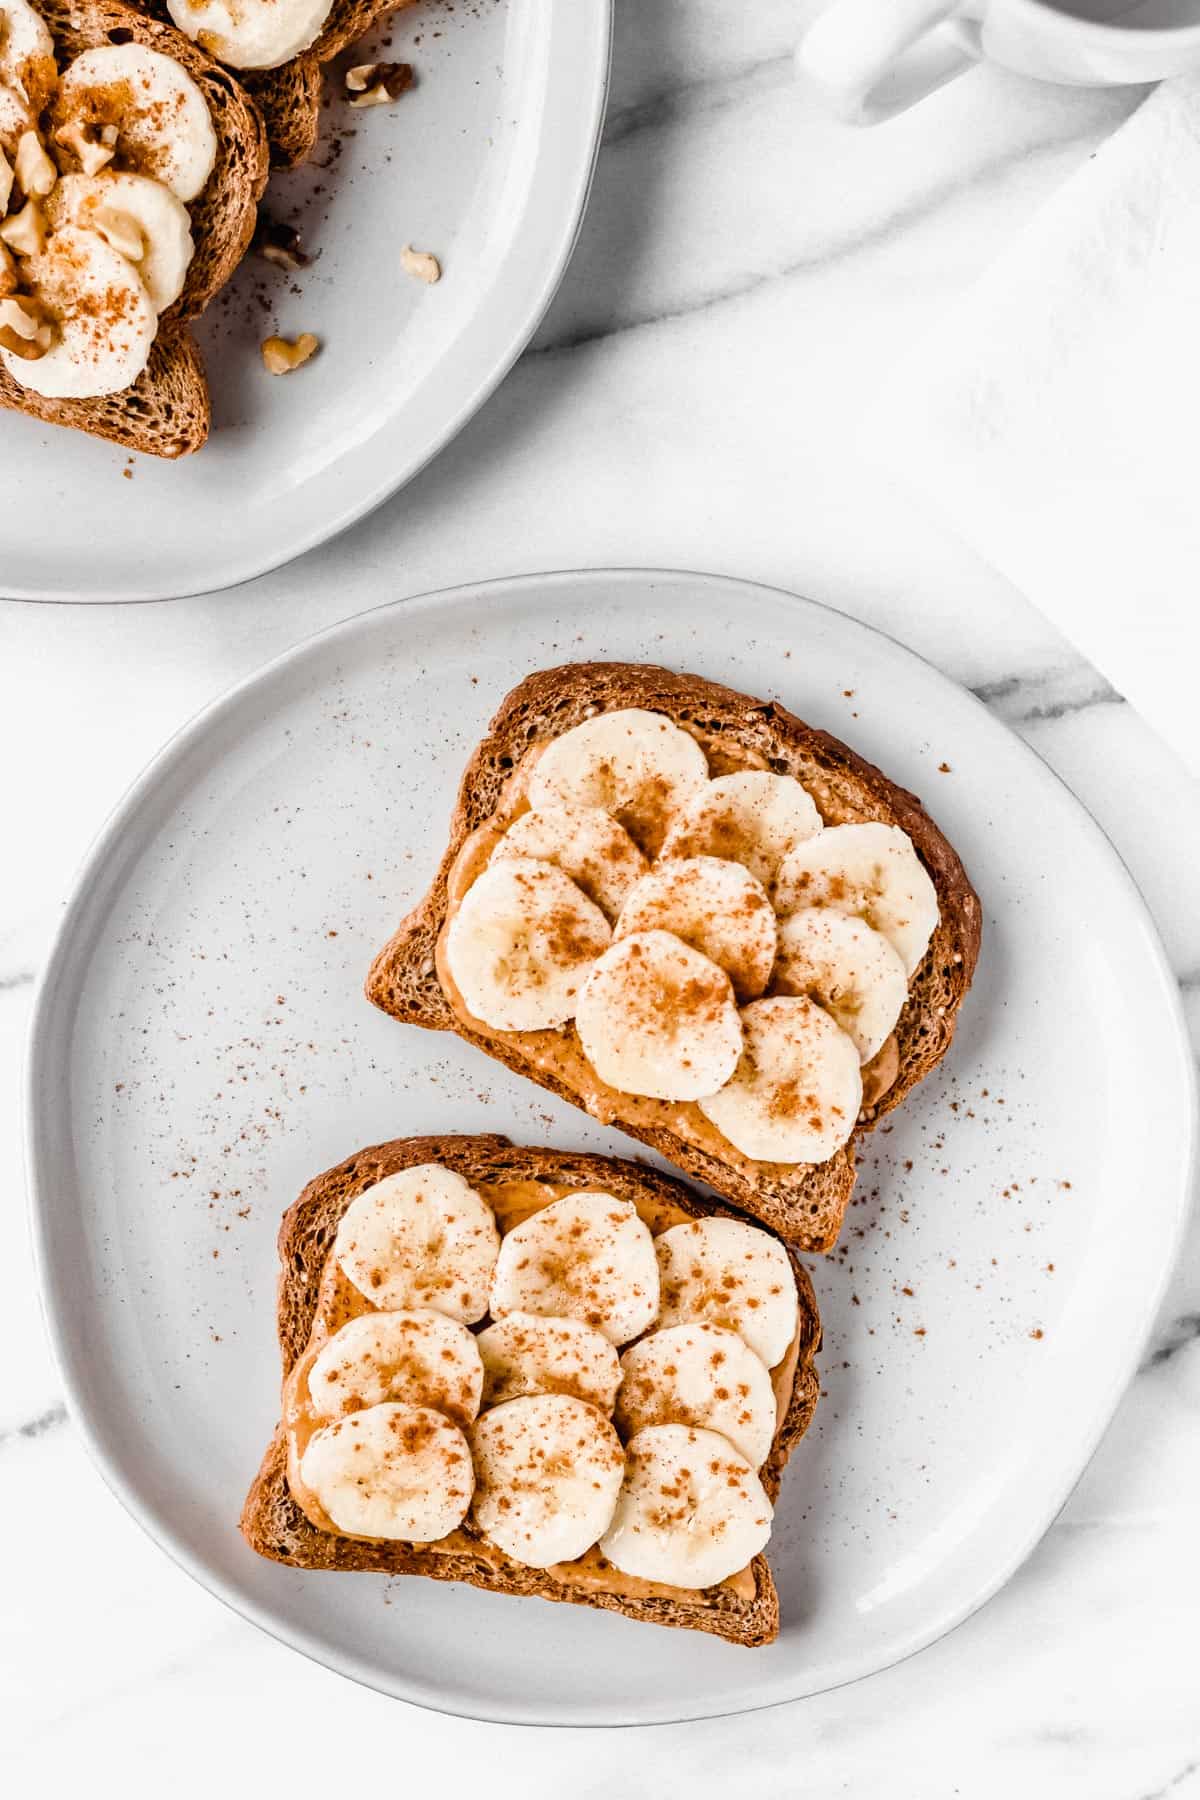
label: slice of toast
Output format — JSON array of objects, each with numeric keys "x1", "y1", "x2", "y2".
[
  {"x1": 240, "y1": 1134, "x2": 823, "y2": 1647},
  {"x1": 0, "y1": 0, "x2": 268, "y2": 456},
  {"x1": 366, "y1": 664, "x2": 983, "y2": 1252}
]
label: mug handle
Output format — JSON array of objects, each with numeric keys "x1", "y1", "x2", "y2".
[{"x1": 796, "y1": 0, "x2": 975, "y2": 126}]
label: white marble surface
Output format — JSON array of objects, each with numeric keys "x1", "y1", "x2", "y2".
[{"x1": 2, "y1": 2, "x2": 1198, "y2": 1791}]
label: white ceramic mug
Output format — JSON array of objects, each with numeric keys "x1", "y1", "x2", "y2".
[{"x1": 796, "y1": 0, "x2": 1200, "y2": 124}]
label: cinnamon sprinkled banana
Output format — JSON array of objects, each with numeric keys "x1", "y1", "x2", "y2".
[
  {"x1": 476, "y1": 1310, "x2": 621, "y2": 1413},
  {"x1": 333, "y1": 1164, "x2": 500, "y2": 1324},
  {"x1": 698, "y1": 995, "x2": 862, "y2": 1164},
  {"x1": 470, "y1": 1393, "x2": 625, "y2": 1567},
  {"x1": 615, "y1": 1322, "x2": 777, "y2": 1468},
  {"x1": 445, "y1": 854, "x2": 611, "y2": 1031},
  {"x1": 526, "y1": 709, "x2": 709, "y2": 856},
  {"x1": 300, "y1": 1402, "x2": 474, "y2": 1541},
  {"x1": 492, "y1": 803, "x2": 647, "y2": 922},
  {"x1": 490, "y1": 1191, "x2": 660, "y2": 1345},
  {"x1": 774, "y1": 906, "x2": 908, "y2": 1063},
  {"x1": 660, "y1": 769, "x2": 823, "y2": 887},
  {"x1": 576, "y1": 929, "x2": 743, "y2": 1102},
  {"x1": 307, "y1": 1309, "x2": 484, "y2": 1429},
  {"x1": 613, "y1": 856, "x2": 777, "y2": 1001},
  {"x1": 598, "y1": 1424, "x2": 773, "y2": 1589},
  {"x1": 654, "y1": 1216, "x2": 798, "y2": 1368},
  {"x1": 774, "y1": 821, "x2": 939, "y2": 977}
]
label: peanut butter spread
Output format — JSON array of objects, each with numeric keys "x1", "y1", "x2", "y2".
[
  {"x1": 434, "y1": 728, "x2": 899, "y2": 1173},
  {"x1": 284, "y1": 1178, "x2": 803, "y2": 1608}
]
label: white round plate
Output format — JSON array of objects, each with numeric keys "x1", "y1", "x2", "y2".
[
  {"x1": 27, "y1": 570, "x2": 1194, "y2": 1724},
  {"x1": 1, "y1": 3, "x2": 610, "y2": 602}
]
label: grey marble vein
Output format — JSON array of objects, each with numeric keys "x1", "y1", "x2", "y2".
[
  {"x1": 603, "y1": 53, "x2": 792, "y2": 147},
  {"x1": 0, "y1": 1402, "x2": 67, "y2": 1448},
  {"x1": 534, "y1": 115, "x2": 1119, "y2": 355},
  {"x1": 970, "y1": 667, "x2": 1124, "y2": 727},
  {"x1": 1140, "y1": 1314, "x2": 1200, "y2": 1374},
  {"x1": 1134, "y1": 1757, "x2": 1200, "y2": 1800},
  {"x1": 0, "y1": 968, "x2": 35, "y2": 992}
]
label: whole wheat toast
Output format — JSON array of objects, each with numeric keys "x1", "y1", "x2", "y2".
[
  {"x1": 240, "y1": 1134, "x2": 822, "y2": 1647},
  {"x1": 0, "y1": 0, "x2": 268, "y2": 456},
  {"x1": 143, "y1": 0, "x2": 419, "y2": 168},
  {"x1": 366, "y1": 664, "x2": 983, "y2": 1253}
]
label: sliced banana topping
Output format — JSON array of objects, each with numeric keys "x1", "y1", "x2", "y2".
[
  {"x1": 477, "y1": 1311, "x2": 621, "y2": 1413},
  {"x1": 598, "y1": 1424, "x2": 773, "y2": 1590},
  {"x1": 299, "y1": 1402, "x2": 474, "y2": 1542},
  {"x1": 613, "y1": 857, "x2": 777, "y2": 1002},
  {"x1": 167, "y1": 0, "x2": 335, "y2": 72},
  {"x1": 333, "y1": 1164, "x2": 500, "y2": 1324},
  {"x1": 660, "y1": 769, "x2": 823, "y2": 887},
  {"x1": 307, "y1": 1309, "x2": 484, "y2": 1429},
  {"x1": 774, "y1": 906, "x2": 908, "y2": 1063},
  {"x1": 654, "y1": 1216, "x2": 798, "y2": 1369},
  {"x1": 1, "y1": 226, "x2": 155, "y2": 399},
  {"x1": 0, "y1": 0, "x2": 56, "y2": 153},
  {"x1": 490, "y1": 1191, "x2": 660, "y2": 1345},
  {"x1": 445, "y1": 854, "x2": 611, "y2": 1032},
  {"x1": 470, "y1": 1393, "x2": 625, "y2": 1568},
  {"x1": 527, "y1": 708, "x2": 709, "y2": 857},
  {"x1": 47, "y1": 172, "x2": 194, "y2": 313},
  {"x1": 53, "y1": 45, "x2": 218, "y2": 202},
  {"x1": 699, "y1": 994, "x2": 863, "y2": 1165},
  {"x1": 492, "y1": 804, "x2": 648, "y2": 922},
  {"x1": 576, "y1": 929, "x2": 743, "y2": 1102},
  {"x1": 774, "y1": 821, "x2": 939, "y2": 977},
  {"x1": 615, "y1": 1322, "x2": 777, "y2": 1469}
]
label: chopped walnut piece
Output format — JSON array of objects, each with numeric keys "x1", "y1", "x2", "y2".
[
  {"x1": 253, "y1": 216, "x2": 308, "y2": 272},
  {"x1": 0, "y1": 243, "x2": 16, "y2": 298},
  {"x1": 91, "y1": 204, "x2": 144, "y2": 262},
  {"x1": 0, "y1": 145, "x2": 12, "y2": 215},
  {"x1": 0, "y1": 199, "x2": 46, "y2": 258},
  {"x1": 53, "y1": 120, "x2": 116, "y2": 177},
  {"x1": 0, "y1": 294, "x2": 53, "y2": 360},
  {"x1": 345, "y1": 60, "x2": 413, "y2": 106},
  {"x1": 15, "y1": 130, "x2": 56, "y2": 199},
  {"x1": 401, "y1": 244, "x2": 440, "y2": 284},
  {"x1": 261, "y1": 331, "x2": 319, "y2": 375}
]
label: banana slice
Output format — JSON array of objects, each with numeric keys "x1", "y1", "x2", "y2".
[
  {"x1": 54, "y1": 46, "x2": 217, "y2": 202},
  {"x1": 333, "y1": 1164, "x2": 500, "y2": 1324},
  {"x1": 660, "y1": 770, "x2": 823, "y2": 887},
  {"x1": 477, "y1": 1311, "x2": 621, "y2": 1413},
  {"x1": 527, "y1": 709, "x2": 709, "y2": 856},
  {"x1": 0, "y1": 0, "x2": 56, "y2": 152},
  {"x1": 300, "y1": 1402, "x2": 474, "y2": 1541},
  {"x1": 445, "y1": 854, "x2": 611, "y2": 1032},
  {"x1": 654, "y1": 1216, "x2": 798, "y2": 1368},
  {"x1": 1, "y1": 227, "x2": 155, "y2": 399},
  {"x1": 774, "y1": 907, "x2": 908, "y2": 1063},
  {"x1": 774, "y1": 821, "x2": 939, "y2": 977},
  {"x1": 698, "y1": 995, "x2": 862, "y2": 1165},
  {"x1": 575, "y1": 930, "x2": 743, "y2": 1102},
  {"x1": 307, "y1": 1310, "x2": 484, "y2": 1429},
  {"x1": 166, "y1": 0, "x2": 334, "y2": 71},
  {"x1": 46, "y1": 172, "x2": 194, "y2": 314},
  {"x1": 615, "y1": 1323, "x2": 777, "y2": 1469},
  {"x1": 598, "y1": 1425, "x2": 773, "y2": 1590},
  {"x1": 490, "y1": 1191, "x2": 660, "y2": 1345},
  {"x1": 492, "y1": 804, "x2": 647, "y2": 922},
  {"x1": 613, "y1": 857, "x2": 777, "y2": 1001},
  {"x1": 470, "y1": 1393, "x2": 625, "y2": 1568}
]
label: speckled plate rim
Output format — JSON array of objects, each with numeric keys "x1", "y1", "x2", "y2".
[
  {"x1": 24, "y1": 569, "x2": 1198, "y2": 1724},
  {"x1": 6, "y1": 4, "x2": 612, "y2": 605}
]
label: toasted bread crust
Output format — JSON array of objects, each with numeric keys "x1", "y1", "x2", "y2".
[
  {"x1": 365, "y1": 664, "x2": 982, "y2": 1252},
  {"x1": 240, "y1": 1134, "x2": 822, "y2": 1647},
  {"x1": 0, "y1": 0, "x2": 268, "y2": 457}
]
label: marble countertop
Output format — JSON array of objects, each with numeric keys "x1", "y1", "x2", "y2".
[{"x1": 2, "y1": 4, "x2": 1198, "y2": 1792}]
